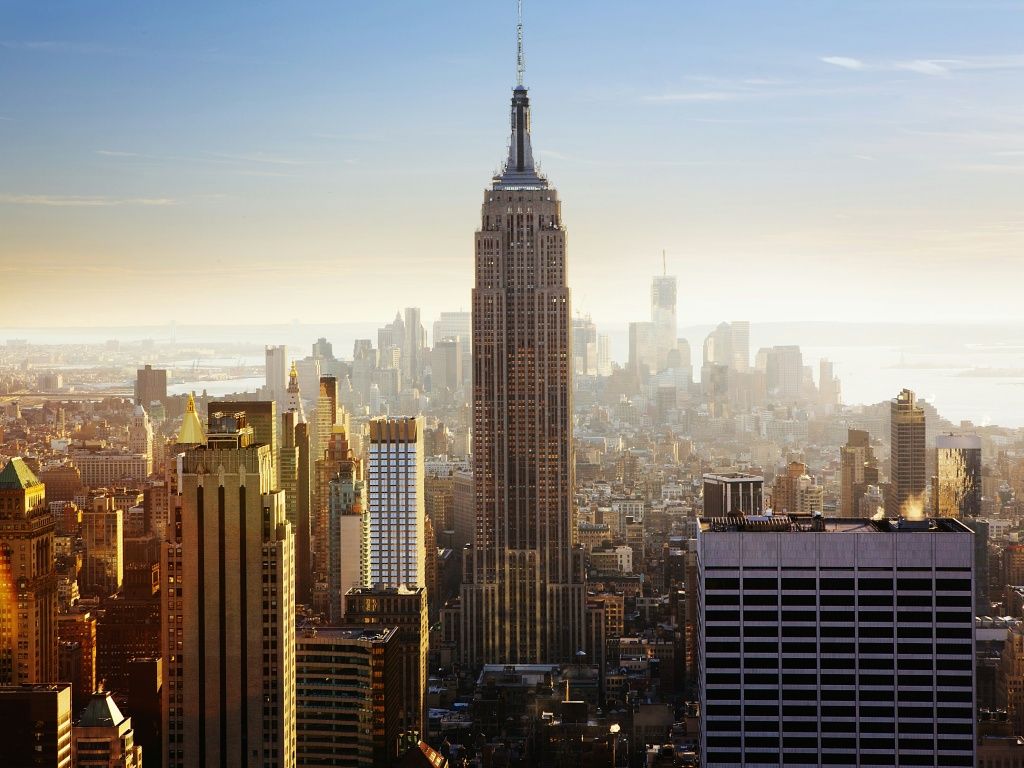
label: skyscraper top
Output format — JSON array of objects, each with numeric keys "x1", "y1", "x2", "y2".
[
  {"x1": 493, "y1": 1, "x2": 547, "y2": 191},
  {"x1": 176, "y1": 392, "x2": 207, "y2": 445}
]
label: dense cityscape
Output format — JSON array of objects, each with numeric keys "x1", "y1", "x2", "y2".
[{"x1": 3, "y1": 3, "x2": 1024, "y2": 768}]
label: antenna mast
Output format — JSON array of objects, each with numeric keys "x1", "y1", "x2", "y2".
[
  {"x1": 662, "y1": 249, "x2": 667, "y2": 276},
  {"x1": 516, "y1": 0, "x2": 525, "y2": 87}
]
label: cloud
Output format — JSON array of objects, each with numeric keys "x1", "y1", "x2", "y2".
[
  {"x1": 821, "y1": 56, "x2": 865, "y2": 71},
  {"x1": 822, "y1": 52, "x2": 1024, "y2": 76},
  {"x1": 95, "y1": 149, "x2": 142, "y2": 157},
  {"x1": 202, "y1": 151, "x2": 314, "y2": 166},
  {"x1": 1, "y1": 40, "x2": 121, "y2": 55},
  {"x1": 643, "y1": 91, "x2": 739, "y2": 103},
  {"x1": 0, "y1": 194, "x2": 177, "y2": 207}
]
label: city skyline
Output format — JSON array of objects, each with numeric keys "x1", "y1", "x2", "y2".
[{"x1": 3, "y1": 1, "x2": 1024, "y2": 326}]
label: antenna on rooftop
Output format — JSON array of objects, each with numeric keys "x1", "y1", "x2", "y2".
[
  {"x1": 516, "y1": 0, "x2": 525, "y2": 87},
  {"x1": 662, "y1": 249, "x2": 667, "y2": 276}
]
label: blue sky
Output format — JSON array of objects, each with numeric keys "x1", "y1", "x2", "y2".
[{"x1": 1, "y1": 1, "x2": 1023, "y2": 327}]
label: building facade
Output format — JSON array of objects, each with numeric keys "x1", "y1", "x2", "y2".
[
  {"x1": 887, "y1": 388, "x2": 927, "y2": 518},
  {"x1": 461, "y1": 70, "x2": 585, "y2": 667},
  {"x1": 934, "y1": 434, "x2": 982, "y2": 518},
  {"x1": 698, "y1": 514, "x2": 975, "y2": 767}
]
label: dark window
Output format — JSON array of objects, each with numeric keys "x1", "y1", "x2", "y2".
[
  {"x1": 820, "y1": 592, "x2": 855, "y2": 605},
  {"x1": 859, "y1": 705, "x2": 895, "y2": 719},
  {"x1": 744, "y1": 609, "x2": 779, "y2": 623},
  {"x1": 745, "y1": 593, "x2": 779, "y2": 606},
  {"x1": 859, "y1": 594, "x2": 894, "y2": 606},
  {"x1": 820, "y1": 705, "x2": 855, "y2": 718},
  {"x1": 782, "y1": 578, "x2": 816, "y2": 590},
  {"x1": 782, "y1": 610, "x2": 816, "y2": 623},
  {"x1": 896, "y1": 578, "x2": 932, "y2": 591},
  {"x1": 744, "y1": 641, "x2": 778, "y2": 654},
  {"x1": 782, "y1": 641, "x2": 817, "y2": 654},
  {"x1": 705, "y1": 578, "x2": 739, "y2": 590},
  {"x1": 782, "y1": 593, "x2": 818, "y2": 606},
  {"x1": 782, "y1": 736, "x2": 818, "y2": 749},
  {"x1": 781, "y1": 625, "x2": 816, "y2": 638},
  {"x1": 897, "y1": 674, "x2": 933, "y2": 688},
  {"x1": 706, "y1": 609, "x2": 741, "y2": 623},
  {"x1": 743, "y1": 577, "x2": 778, "y2": 590},
  {"x1": 781, "y1": 705, "x2": 817, "y2": 717},
  {"x1": 820, "y1": 641, "x2": 854, "y2": 654},
  {"x1": 859, "y1": 619, "x2": 894, "y2": 633},
  {"x1": 858, "y1": 578, "x2": 892, "y2": 590}
]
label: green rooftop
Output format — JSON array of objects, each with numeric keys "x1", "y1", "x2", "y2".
[{"x1": 0, "y1": 458, "x2": 42, "y2": 490}]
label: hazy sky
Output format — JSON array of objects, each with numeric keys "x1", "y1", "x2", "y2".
[{"x1": 2, "y1": 1, "x2": 1023, "y2": 328}]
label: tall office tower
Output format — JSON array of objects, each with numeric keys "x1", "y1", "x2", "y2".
[
  {"x1": 311, "y1": 337, "x2": 334, "y2": 361},
  {"x1": 697, "y1": 514, "x2": 975, "y2": 768},
  {"x1": 840, "y1": 429, "x2": 880, "y2": 517},
  {"x1": 129, "y1": 405, "x2": 154, "y2": 477},
  {"x1": 403, "y1": 307, "x2": 427, "y2": 386},
  {"x1": 96, "y1": 566, "x2": 161, "y2": 695},
  {"x1": 0, "y1": 458, "x2": 57, "y2": 685},
  {"x1": 314, "y1": 425, "x2": 356, "y2": 589},
  {"x1": 365, "y1": 416, "x2": 425, "y2": 590},
  {"x1": 819, "y1": 358, "x2": 842, "y2": 408},
  {"x1": 887, "y1": 388, "x2": 927, "y2": 518},
  {"x1": 433, "y1": 311, "x2": 472, "y2": 357},
  {"x1": 0, "y1": 683, "x2": 73, "y2": 767},
  {"x1": 161, "y1": 413, "x2": 296, "y2": 768},
  {"x1": 294, "y1": 357, "x2": 322, "y2": 414},
  {"x1": 81, "y1": 502, "x2": 123, "y2": 597},
  {"x1": 729, "y1": 320, "x2": 750, "y2": 373},
  {"x1": 571, "y1": 314, "x2": 598, "y2": 376},
  {"x1": 628, "y1": 321, "x2": 658, "y2": 378},
  {"x1": 208, "y1": 400, "x2": 278, "y2": 489},
  {"x1": 295, "y1": 626, "x2": 401, "y2": 767},
  {"x1": 431, "y1": 339, "x2": 463, "y2": 395},
  {"x1": 763, "y1": 344, "x2": 803, "y2": 402},
  {"x1": 314, "y1": 375, "x2": 339, "y2": 464},
  {"x1": 134, "y1": 364, "x2": 167, "y2": 408},
  {"x1": 281, "y1": 406, "x2": 312, "y2": 605},
  {"x1": 265, "y1": 345, "x2": 288, "y2": 407},
  {"x1": 934, "y1": 434, "x2": 982, "y2": 519},
  {"x1": 344, "y1": 586, "x2": 428, "y2": 740},
  {"x1": 771, "y1": 460, "x2": 808, "y2": 515},
  {"x1": 651, "y1": 269, "x2": 678, "y2": 373},
  {"x1": 327, "y1": 458, "x2": 365, "y2": 623},
  {"x1": 72, "y1": 690, "x2": 143, "y2": 768},
  {"x1": 597, "y1": 333, "x2": 611, "y2": 377},
  {"x1": 461, "y1": 40, "x2": 585, "y2": 667},
  {"x1": 702, "y1": 471, "x2": 764, "y2": 516}
]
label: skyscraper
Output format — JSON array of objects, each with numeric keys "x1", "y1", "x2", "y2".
[
  {"x1": 460, "y1": 22, "x2": 585, "y2": 666},
  {"x1": 161, "y1": 412, "x2": 296, "y2": 768},
  {"x1": 840, "y1": 428, "x2": 880, "y2": 517},
  {"x1": 0, "y1": 458, "x2": 57, "y2": 686},
  {"x1": 651, "y1": 269, "x2": 677, "y2": 372},
  {"x1": 934, "y1": 434, "x2": 982, "y2": 518},
  {"x1": 129, "y1": 405, "x2": 154, "y2": 477},
  {"x1": 403, "y1": 307, "x2": 426, "y2": 387},
  {"x1": 265, "y1": 345, "x2": 288, "y2": 407},
  {"x1": 887, "y1": 388, "x2": 927, "y2": 518},
  {"x1": 698, "y1": 513, "x2": 975, "y2": 767},
  {"x1": 365, "y1": 416, "x2": 425, "y2": 590},
  {"x1": 134, "y1": 364, "x2": 167, "y2": 408}
]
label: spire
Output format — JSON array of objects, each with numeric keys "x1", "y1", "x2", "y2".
[
  {"x1": 286, "y1": 361, "x2": 306, "y2": 424},
  {"x1": 493, "y1": 0, "x2": 547, "y2": 191},
  {"x1": 176, "y1": 392, "x2": 206, "y2": 445}
]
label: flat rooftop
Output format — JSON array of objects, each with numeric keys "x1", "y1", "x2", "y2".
[{"x1": 699, "y1": 514, "x2": 972, "y2": 534}]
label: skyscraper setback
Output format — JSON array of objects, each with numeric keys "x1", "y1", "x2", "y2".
[{"x1": 460, "y1": 34, "x2": 585, "y2": 665}]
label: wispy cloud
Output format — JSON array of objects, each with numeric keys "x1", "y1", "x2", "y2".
[
  {"x1": 821, "y1": 56, "x2": 865, "y2": 71},
  {"x1": 0, "y1": 194, "x2": 177, "y2": 207},
  {"x1": 1, "y1": 40, "x2": 121, "y2": 55},
  {"x1": 95, "y1": 149, "x2": 142, "y2": 157},
  {"x1": 202, "y1": 151, "x2": 314, "y2": 166},
  {"x1": 644, "y1": 91, "x2": 739, "y2": 103},
  {"x1": 822, "y1": 52, "x2": 1024, "y2": 76}
]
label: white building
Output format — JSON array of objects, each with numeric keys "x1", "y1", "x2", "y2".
[
  {"x1": 265, "y1": 345, "x2": 288, "y2": 408},
  {"x1": 365, "y1": 416, "x2": 425, "y2": 590}
]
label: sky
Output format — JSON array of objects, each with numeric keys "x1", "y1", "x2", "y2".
[{"x1": 1, "y1": 1, "x2": 1023, "y2": 328}]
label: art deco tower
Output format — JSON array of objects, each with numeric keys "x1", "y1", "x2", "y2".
[{"x1": 460, "y1": 11, "x2": 585, "y2": 665}]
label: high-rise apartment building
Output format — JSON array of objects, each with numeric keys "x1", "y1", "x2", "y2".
[
  {"x1": 295, "y1": 625, "x2": 401, "y2": 767},
  {"x1": 0, "y1": 458, "x2": 57, "y2": 685},
  {"x1": 161, "y1": 413, "x2": 296, "y2": 768},
  {"x1": 887, "y1": 388, "x2": 927, "y2": 518},
  {"x1": 135, "y1": 364, "x2": 167, "y2": 408},
  {"x1": 934, "y1": 434, "x2": 982, "y2": 519},
  {"x1": 840, "y1": 429, "x2": 879, "y2": 517},
  {"x1": 698, "y1": 514, "x2": 975, "y2": 767},
  {"x1": 460, "y1": 58, "x2": 585, "y2": 666},
  {"x1": 0, "y1": 683, "x2": 73, "y2": 767},
  {"x1": 265, "y1": 346, "x2": 288, "y2": 407},
  {"x1": 366, "y1": 416, "x2": 425, "y2": 590}
]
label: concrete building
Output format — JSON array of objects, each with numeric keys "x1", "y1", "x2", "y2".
[
  {"x1": 71, "y1": 452, "x2": 150, "y2": 488},
  {"x1": 0, "y1": 458, "x2": 57, "y2": 685},
  {"x1": 366, "y1": 416, "x2": 425, "y2": 591},
  {"x1": 0, "y1": 683, "x2": 73, "y2": 767},
  {"x1": 887, "y1": 388, "x2": 927, "y2": 518},
  {"x1": 702, "y1": 472, "x2": 763, "y2": 516},
  {"x1": 698, "y1": 514, "x2": 975, "y2": 767},
  {"x1": 295, "y1": 625, "x2": 401, "y2": 767},
  {"x1": 265, "y1": 345, "x2": 288, "y2": 408},
  {"x1": 935, "y1": 434, "x2": 982, "y2": 519},
  {"x1": 134, "y1": 365, "x2": 167, "y2": 408},
  {"x1": 345, "y1": 586, "x2": 428, "y2": 740},
  {"x1": 461, "y1": 70, "x2": 585, "y2": 667},
  {"x1": 161, "y1": 412, "x2": 296, "y2": 768},
  {"x1": 840, "y1": 429, "x2": 879, "y2": 517},
  {"x1": 72, "y1": 690, "x2": 143, "y2": 768}
]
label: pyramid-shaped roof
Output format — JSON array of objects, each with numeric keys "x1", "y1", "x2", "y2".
[
  {"x1": 78, "y1": 690, "x2": 126, "y2": 728},
  {"x1": 0, "y1": 457, "x2": 42, "y2": 490}
]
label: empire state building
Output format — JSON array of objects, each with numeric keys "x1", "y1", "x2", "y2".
[{"x1": 460, "y1": 32, "x2": 585, "y2": 665}]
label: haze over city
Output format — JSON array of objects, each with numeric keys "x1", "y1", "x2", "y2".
[{"x1": 2, "y1": 3, "x2": 1024, "y2": 768}]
